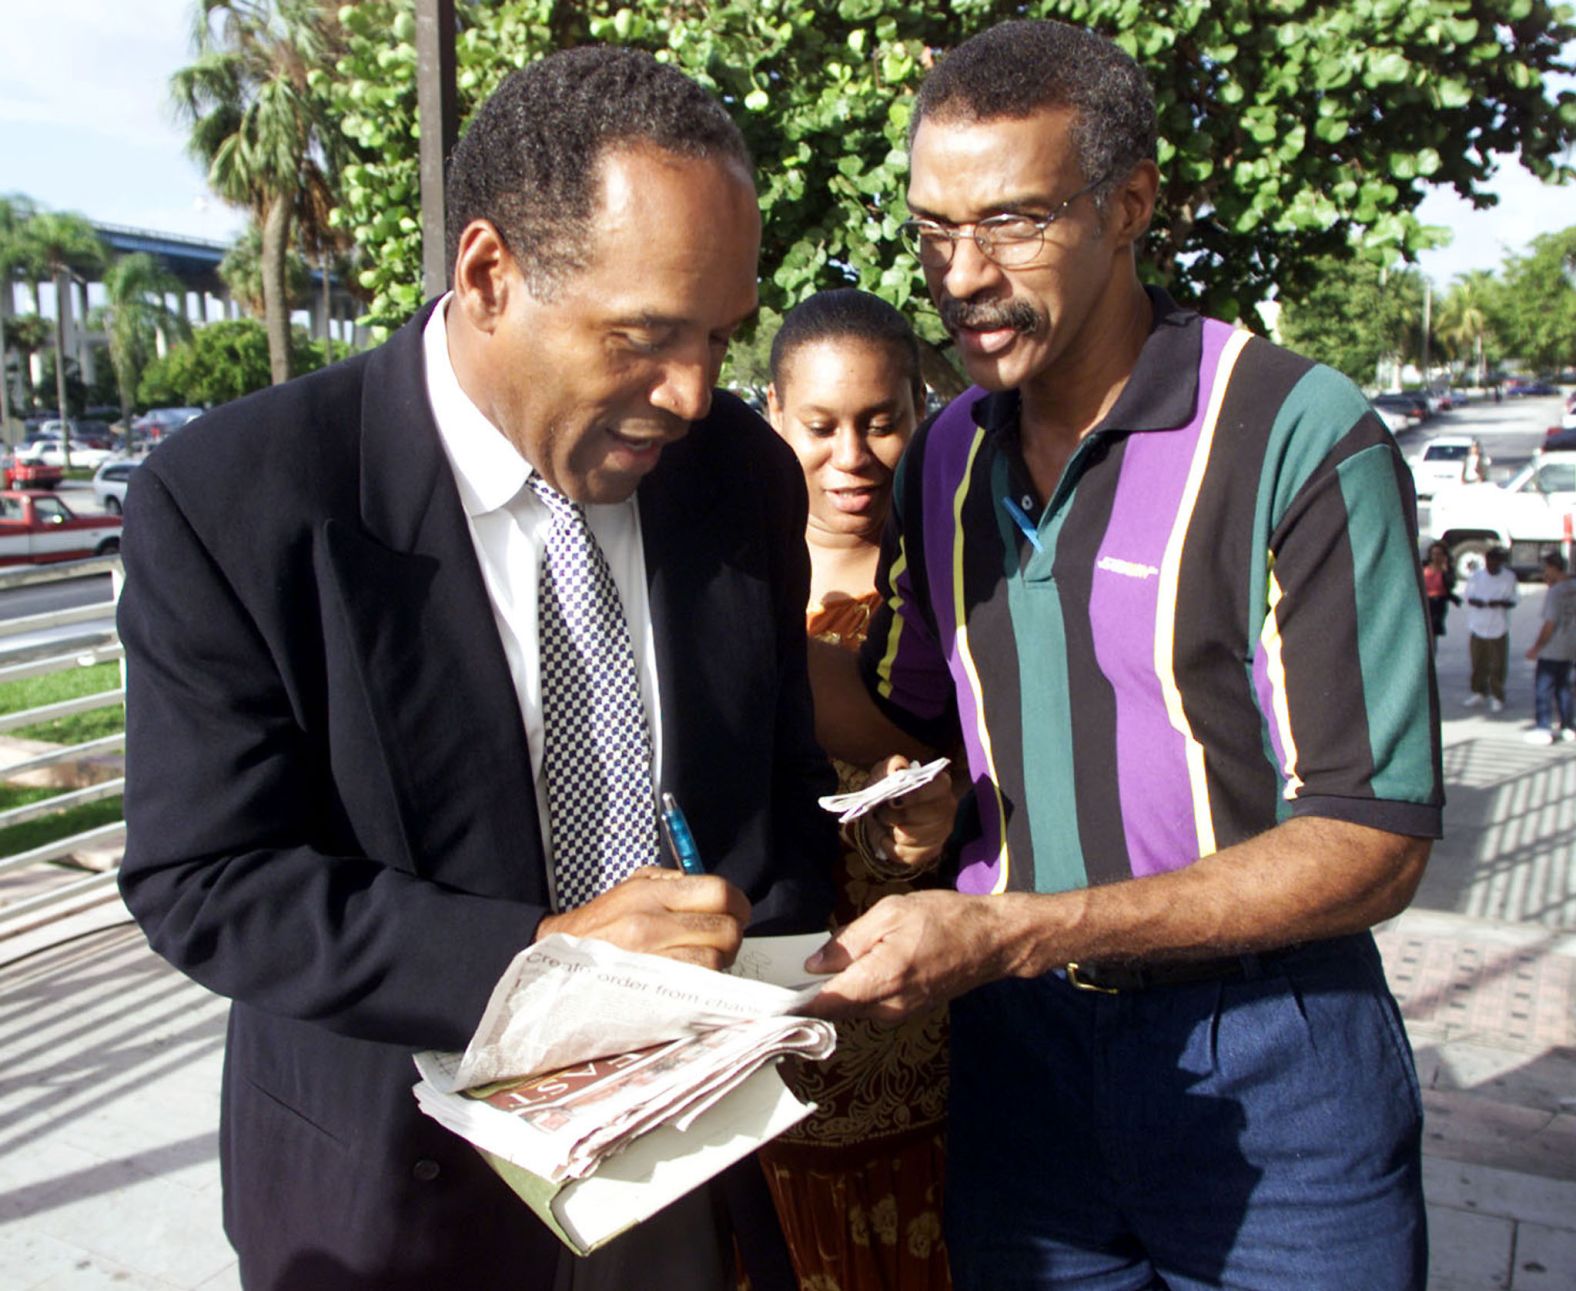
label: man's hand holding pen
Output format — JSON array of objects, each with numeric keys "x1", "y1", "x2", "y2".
[
  {"x1": 533, "y1": 792, "x2": 751, "y2": 969},
  {"x1": 534, "y1": 868, "x2": 751, "y2": 971}
]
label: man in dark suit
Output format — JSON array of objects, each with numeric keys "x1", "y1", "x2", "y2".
[{"x1": 117, "y1": 47, "x2": 834, "y2": 1291}]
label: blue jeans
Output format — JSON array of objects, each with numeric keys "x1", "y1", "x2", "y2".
[
  {"x1": 1533, "y1": 658, "x2": 1574, "y2": 731},
  {"x1": 945, "y1": 934, "x2": 1426, "y2": 1290}
]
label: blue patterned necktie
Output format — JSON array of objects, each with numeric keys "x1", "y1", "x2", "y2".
[{"x1": 527, "y1": 474, "x2": 658, "y2": 909}]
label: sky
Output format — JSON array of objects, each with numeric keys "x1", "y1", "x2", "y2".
[{"x1": 1, "y1": 0, "x2": 1572, "y2": 289}]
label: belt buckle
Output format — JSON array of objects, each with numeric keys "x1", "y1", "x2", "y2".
[{"x1": 1065, "y1": 961, "x2": 1120, "y2": 994}]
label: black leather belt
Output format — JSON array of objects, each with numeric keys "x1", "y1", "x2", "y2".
[{"x1": 1063, "y1": 951, "x2": 1285, "y2": 994}]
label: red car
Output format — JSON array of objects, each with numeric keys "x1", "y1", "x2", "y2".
[
  {"x1": 0, "y1": 490, "x2": 122, "y2": 564},
  {"x1": 1, "y1": 454, "x2": 63, "y2": 490}
]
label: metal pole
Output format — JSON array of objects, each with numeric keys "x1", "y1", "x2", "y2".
[
  {"x1": 1421, "y1": 278, "x2": 1432, "y2": 389},
  {"x1": 415, "y1": 0, "x2": 459, "y2": 301}
]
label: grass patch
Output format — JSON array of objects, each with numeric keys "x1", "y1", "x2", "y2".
[
  {"x1": 0, "y1": 661, "x2": 124, "y2": 743},
  {"x1": 0, "y1": 783, "x2": 122, "y2": 856},
  {"x1": 0, "y1": 664, "x2": 125, "y2": 858}
]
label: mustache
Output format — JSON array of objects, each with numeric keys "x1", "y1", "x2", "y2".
[{"x1": 940, "y1": 295, "x2": 1043, "y2": 336}]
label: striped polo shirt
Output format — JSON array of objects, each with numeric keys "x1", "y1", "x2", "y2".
[{"x1": 859, "y1": 290, "x2": 1444, "y2": 898}]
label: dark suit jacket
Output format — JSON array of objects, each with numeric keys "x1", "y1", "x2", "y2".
[{"x1": 116, "y1": 302, "x2": 836, "y2": 1290}]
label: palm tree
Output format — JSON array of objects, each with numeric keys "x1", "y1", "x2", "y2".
[
  {"x1": 13, "y1": 210, "x2": 106, "y2": 470},
  {"x1": 0, "y1": 194, "x2": 41, "y2": 440},
  {"x1": 294, "y1": 167, "x2": 354, "y2": 364},
  {"x1": 2, "y1": 314, "x2": 50, "y2": 430},
  {"x1": 1437, "y1": 271, "x2": 1497, "y2": 388},
  {"x1": 172, "y1": 0, "x2": 345, "y2": 386},
  {"x1": 95, "y1": 254, "x2": 193, "y2": 454},
  {"x1": 220, "y1": 223, "x2": 309, "y2": 319}
]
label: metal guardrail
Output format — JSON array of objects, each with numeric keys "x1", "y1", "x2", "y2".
[
  {"x1": 0, "y1": 554, "x2": 121, "y2": 590},
  {"x1": 0, "y1": 559, "x2": 126, "y2": 940}
]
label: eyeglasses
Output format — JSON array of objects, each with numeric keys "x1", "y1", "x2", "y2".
[{"x1": 898, "y1": 177, "x2": 1105, "y2": 269}]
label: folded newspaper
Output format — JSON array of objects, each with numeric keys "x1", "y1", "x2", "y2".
[
  {"x1": 818, "y1": 756, "x2": 951, "y2": 823},
  {"x1": 412, "y1": 932, "x2": 836, "y2": 1255}
]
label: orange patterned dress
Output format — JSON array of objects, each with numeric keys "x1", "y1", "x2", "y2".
[{"x1": 756, "y1": 592, "x2": 953, "y2": 1291}]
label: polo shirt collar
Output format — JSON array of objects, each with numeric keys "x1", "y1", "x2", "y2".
[{"x1": 971, "y1": 285, "x2": 1202, "y2": 438}]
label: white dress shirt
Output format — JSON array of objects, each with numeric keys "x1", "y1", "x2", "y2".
[{"x1": 421, "y1": 297, "x2": 664, "y2": 896}]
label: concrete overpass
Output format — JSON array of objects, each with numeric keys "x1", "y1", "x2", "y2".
[{"x1": 2, "y1": 221, "x2": 366, "y2": 406}]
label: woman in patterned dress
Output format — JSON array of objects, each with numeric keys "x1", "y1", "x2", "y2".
[{"x1": 758, "y1": 289, "x2": 955, "y2": 1291}]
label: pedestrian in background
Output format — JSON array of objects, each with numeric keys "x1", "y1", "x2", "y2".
[
  {"x1": 1465, "y1": 439, "x2": 1489, "y2": 483},
  {"x1": 1523, "y1": 550, "x2": 1576, "y2": 745},
  {"x1": 1463, "y1": 546, "x2": 1520, "y2": 712},
  {"x1": 1423, "y1": 541, "x2": 1459, "y2": 652}
]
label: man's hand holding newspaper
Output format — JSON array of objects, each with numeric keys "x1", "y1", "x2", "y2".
[{"x1": 410, "y1": 932, "x2": 836, "y2": 1250}]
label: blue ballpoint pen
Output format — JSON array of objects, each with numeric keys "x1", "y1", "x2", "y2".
[
  {"x1": 659, "y1": 792, "x2": 706, "y2": 875},
  {"x1": 1002, "y1": 495, "x2": 1045, "y2": 552}
]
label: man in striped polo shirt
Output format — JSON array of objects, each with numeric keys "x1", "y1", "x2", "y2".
[{"x1": 806, "y1": 18, "x2": 1442, "y2": 1290}]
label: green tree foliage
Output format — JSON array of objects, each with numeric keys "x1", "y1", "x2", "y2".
[
  {"x1": 3, "y1": 312, "x2": 53, "y2": 428},
  {"x1": 1, "y1": 313, "x2": 51, "y2": 359},
  {"x1": 10, "y1": 210, "x2": 107, "y2": 464},
  {"x1": 94, "y1": 254, "x2": 194, "y2": 452},
  {"x1": 138, "y1": 318, "x2": 325, "y2": 407},
  {"x1": 220, "y1": 223, "x2": 311, "y2": 316},
  {"x1": 172, "y1": 0, "x2": 349, "y2": 387},
  {"x1": 0, "y1": 195, "x2": 39, "y2": 432},
  {"x1": 1434, "y1": 270, "x2": 1499, "y2": 385},
  {"x1": 1483, "y1": 228, "x2": 1576, "y2": 375},
  {"x1": 322, "y1": 0, "x2": 1575, "y2": 389},
  {"x1": 30, "y1": 351, "x2": 91, "y2": 421},
  {"x1": 1276, "y1": 256, "x2": 1428, "y2": 386}
]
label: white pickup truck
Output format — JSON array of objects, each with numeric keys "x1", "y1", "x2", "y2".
[{"x1": 1427, "y1": 449, "x2": 1576, "y2": 578}]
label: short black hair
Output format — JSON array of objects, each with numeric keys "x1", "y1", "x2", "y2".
[
  {"x1": 911, "y1": 19, "x2": 1157, "y2": 204},
  {"x1": 1544, "y1": 550, "x2": 1568, "y2": 572},
  {"x1": 770, "y1": 289, "x2": 925, "y2": 407},
  {"x1": 444, "y1": 46, "x2": 752, "y2": 295}
]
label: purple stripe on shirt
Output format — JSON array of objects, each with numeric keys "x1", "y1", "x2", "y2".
[
  {"x1": 1085, "y1": 321, "x2": 1233, "y2": 875},
  {"x1": 920, "y1": 394, "x2": 1007, "y2": 894}
]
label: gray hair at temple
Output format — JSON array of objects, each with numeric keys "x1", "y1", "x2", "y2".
[{"x1": 910, "y1": 19, "x2": 1158, "y2": 207}]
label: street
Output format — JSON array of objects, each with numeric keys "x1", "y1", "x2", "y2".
[
  {"x1": 1399, "y1": 392, "x2": 1567, "y2": 542},
  {"x1": 0, "y1": 573, "x2": 111, "y2": 623}
]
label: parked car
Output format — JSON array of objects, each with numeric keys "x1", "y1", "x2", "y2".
[
  {"x1": 1371, "y1": 392, "x2": 1431, "y2": 426},
  {"x1": 130, "y1": 407, "x2": 203, "y2": 443},
  {"x1": 1408, "y1": 436, "x2": 1485, "y2": 499},
  {"x1": 1505, "y1": 378, "x2": 1559, "y2": 397},
  {"x1": 15, "y1": 440, "x2": 119, "y2": 471},
  {"x1": 0, "y1": 490, "x2": 122, "y2": 564},
  {"x1": 1541, "y1": 426, "x2": 1576, "y2": 453},
  {"x1": 21, "y1": 411, "x2": 64, "y2": 435},
  {"x1": 1370, "y1": 403, "x2": 1411, "y2": 434},
  {"x1": 92, "y1": 458, "x2": 139, "y2": 515},
  {"x1": 35, "y1": 418, "x2": 117, "y2": 450},
  {"x1": 0, "y1": 454, "x2": 63, "y2": 490},
  {"x1": 1427, "y1": 449, "x2": 1576, "y2": 578}
]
